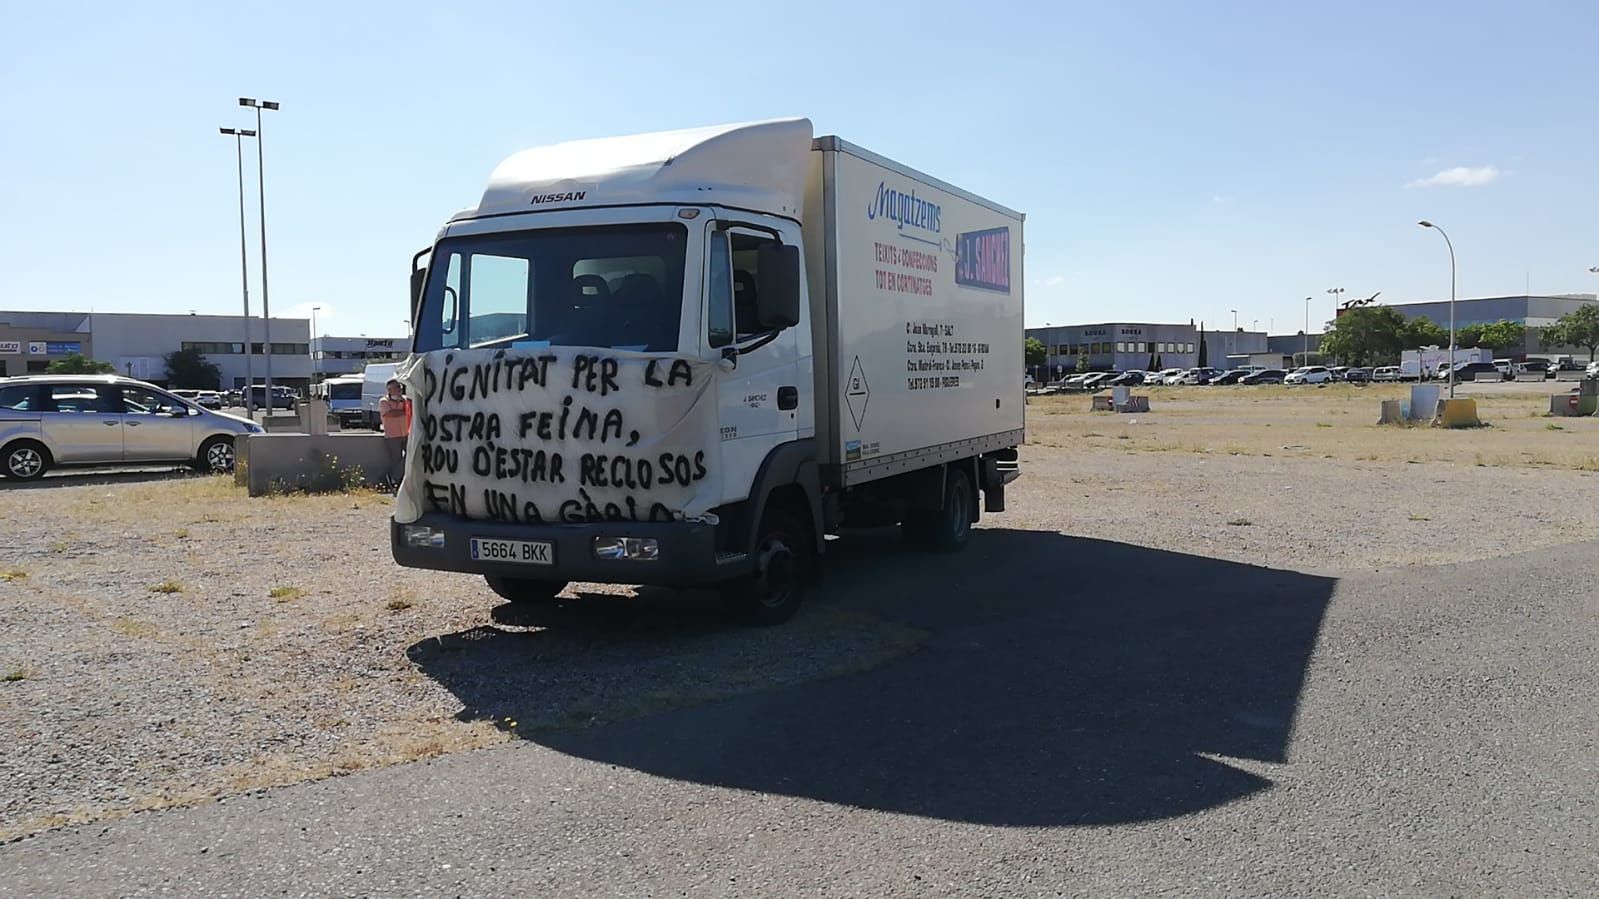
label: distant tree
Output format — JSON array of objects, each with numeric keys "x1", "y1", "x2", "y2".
[
  {"x1": 1401, "y1": 316, "x2": 1449, "y2": 349},
  {"x1": 1197, "y1": 323, "x2": 1209, "y2": 367},
  {"x1": 1541, "y1": 304, "x2": 1599, "y2": 361},
  {"x1": 45, "y1": 353, "x2": 116, "y2": 374},
  {"x1": 1024, "y1": 337, "x2": 1046, "y2": 370},
  {"x1": 1459, "y1": 319, "x2": 1526, "y2": 352},
  {"x1": 1075, "y1": 353, "x2": 1089, "y2": 373},
  {"x1": 163, "y1": 347, "x2": 222, "y2": 389},
  {"x1": 1147, "y1": 352, "x2": 1157, "y2": 371},
  {"x1": 1320, "y1": 306, "x2": 1420, "y2": 366}
]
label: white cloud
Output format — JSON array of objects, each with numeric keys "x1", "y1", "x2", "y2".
[
  {"x1": 1211, "y1": 194, "x2": 1235, "y2": 206},
  {"x1": 1030, "y1": 275, "x2": 1067, "y2": 289},
  {"x1": 1406, "y1": 165, "x2": 1501, "y2": 189}
]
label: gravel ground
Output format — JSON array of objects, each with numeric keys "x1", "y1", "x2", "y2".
[{"x1": 2, "y1": 397, "x2": 1596, "y2": 842}]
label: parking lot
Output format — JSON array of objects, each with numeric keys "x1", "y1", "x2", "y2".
[{"x1": 2, "y1": 385, "x2": 1595, "y2": 894}]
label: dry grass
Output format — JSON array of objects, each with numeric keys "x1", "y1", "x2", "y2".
[
  {"x1": 1029, "y1": 384, "x2": 1599, "y2": 471},
  {"x1": 149, "y1": 580, "x2": 184, "y2": 594},
  {"x1": 268, "y1": 586, "x2": 306, "y2": 601},
  {"x1": 1, "y1": 568, "x2": 28, "y2": 581}
]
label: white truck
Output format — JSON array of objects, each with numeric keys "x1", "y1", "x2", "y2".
[
  {"x1": 391, "y1": 118, "x2": 1024, "y2": 623},
  {"x1": 318, "y1": 374, "x2": 366, "y2": 428},
  {"x1": 360, "y1": 362, "x2": 400, "y2": 429},
  {"x1": 1400, "y1": 346, "x2": 1491, "y2": 381}
]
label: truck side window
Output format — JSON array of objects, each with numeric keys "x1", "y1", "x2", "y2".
[
  {"x1": 730, "y1": 233, "x2": 775, "y2": 339},
  {"x1": 707, "y1": 232, "x2": 734, "y2": 348},
  {"x1": 427, "y1": 254, "x2": 463, "y2": 349},
  {"x1": 466, "y1": 253, "x2": 531, "y2": 347}
]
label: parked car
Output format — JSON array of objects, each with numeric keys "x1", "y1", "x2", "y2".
[
  {"x1": 0, "y1": 375, "x2": 264, "y2": 481},
  {"x1": 1372, "y1": 366, "x2": 1400, "y2": 382},
  {"x1": 1449, "y1": 362, "x2": 1504, "y2": 383},
  {"x1": 1285, "y1": 365, "x2": 1333, "y2": 385},
  {"x1": 1180, "y1": 367, "x2": 1221, "y2": 385},
  {"x1": 1157, "y1": 368, "x2": 1187, "y2": 385},
  {"x1": 1328, "y1": 366, "x2": 1351, "y2": 382},
  {"x1": 246, "y1": 384, "x2": 298, "y2": 410},
  {"x1": 1343, "y1": 367, "x2": 1372, "y2": 384},
  {"x1": 1107, "y1": 371, "x2": 1146, "y2": 386},
  {"x1": 1241, "y1": 368, "x2": 1287, "y2": 385},
  {"x1": 1209, "y1": 370, "x2": 1249, "y2": 385},
  {"x1": 1588, "y1": 361, "x2": 1599, "y2": 378},
  {"x1": 1516, "y1": 359, "x2": 1550, "y2": 378},
  {"x1": 196, "y1": 390, "x2": 224, "y2": 410}
]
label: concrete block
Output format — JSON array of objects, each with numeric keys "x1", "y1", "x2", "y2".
[
  {"x1": 1474, "y1": 371, "x2": 1502, "y2": 382},
  {"x1": 236, "y1": 433, "x2": 391, "y2": 496},
  {"x1": 1408, "y1": 385, "x2": 1440, "y2": 421},
  {"x1": 1091, "y1": 394, "x2": 1115, "y2": 411},
  {"x1": 1115, "y1": 396, "x2": 1150, "y2": 413},
  {"x1": 1554, "y1": 370, "x2": 1585, "y2": 382},
  {"x1": 1378, "y1": 399, "x2": 1403, "y2": 424},
  {"x1": 1433, "y1": 398, "x2": 1481, "y2": 428},
  {"x1": 1514, "y1": 372, "x2": 1545, "y2": 382}
]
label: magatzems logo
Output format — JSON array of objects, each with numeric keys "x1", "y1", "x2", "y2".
[{"x1": 866, "y1": 181, "x2": 941, "y2": 234}]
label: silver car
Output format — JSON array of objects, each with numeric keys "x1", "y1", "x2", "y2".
[{"x1": 0, "y1": 375, "x2": 264, "y2": 481}]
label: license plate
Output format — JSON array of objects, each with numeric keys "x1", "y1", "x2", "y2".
[{"x1": 469, "y1": 537, "x2": 553, "y2": 565}]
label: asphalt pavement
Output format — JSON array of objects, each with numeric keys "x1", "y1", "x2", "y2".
[{"x1": 2, "y1": 533, "x2": 1593, "y2": 897}]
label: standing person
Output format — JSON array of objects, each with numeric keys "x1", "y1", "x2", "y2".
[{"x1": 379, "y1": 379, "x2": 412, "y2": 488}]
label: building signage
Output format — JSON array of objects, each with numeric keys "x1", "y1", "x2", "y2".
[
  {"x1": 1119, "y1": 327, "x2": 1143, "y2": 336},
  {"x1": 365, "y1": 338, "x2": 394, "y2": 348},
  {"x1": 1082, "y1": 328, "x2": 1107, "y2": 337},
  {"x1": 954, "y1": 226, "x2": 1011, "y2": 294},
  {"x1": 46, "y1": 341, "x2": 81, "y2": 355},
  {"x1": 0, "y1": 341, "x2": 20, "y2": 355},
  {"x1": 27, "y1": 341, "x2": 47, "y2": 355}
]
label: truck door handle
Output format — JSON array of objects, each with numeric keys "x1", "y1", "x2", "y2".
[
  {"x1": 103, "y1": 420, "x2": 120, "y2": 426},
  {"x1": 777, "y1": 386, "x2": 798, "y2": 410},
  {"x1": 126, "y1": 421, "x2": 140, "y2": 427}
]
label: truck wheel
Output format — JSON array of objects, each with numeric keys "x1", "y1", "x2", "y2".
[
  {"x1": 723, "y1": 507, "x2": 813, "y2": 626},
  {"x1": 903, "y1": 467, "x2": 974, "y2": 553},
  {"x1": 484, "y1": 576, "x2": 569, "y2": 604},
  {"x1": 194, "y1": 436, "x2": 235, "y2": 473},
  {"x1": 2, "y1": 440, "x2": 51, "y2": 481}
]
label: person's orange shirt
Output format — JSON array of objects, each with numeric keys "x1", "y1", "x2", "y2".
[{"x1": 379, "y1": 396, "x2": 411, "y2": 438}]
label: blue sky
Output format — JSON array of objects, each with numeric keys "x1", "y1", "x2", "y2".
[{"x1": 2, "y1": 0, "x2": 1595, "y2": 337}]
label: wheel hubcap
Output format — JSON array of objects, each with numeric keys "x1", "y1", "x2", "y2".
[
  {"x1": 756, "y1": 536, "x2": 796, "y2": 608},
  {"x1": 10, "y1": 448, "x2": 41, "y2": 477},
  {"x1": 208, "y1": 442, "x2": 234, "y2": 471}
]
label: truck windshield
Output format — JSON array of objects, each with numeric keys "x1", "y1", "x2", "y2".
[
  {"x1": 414, "y1": 223, "x2": 688, "y2": 354},
  {"x1": 329, "y1": 382, "x2": 361, "y2": 401}
]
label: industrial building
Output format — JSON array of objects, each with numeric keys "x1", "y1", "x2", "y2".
[
  {"x1": 311, "y1": 335, "x2": 410, "y2": 378},
  {"x1": 1379, "y1": 294, "x2": 1597, "y2": 359},
  {"x1": 0, "y1": 310, "x2": 310, "y2": 388},
  {"x1": 1025, "y1": 322, "x2": 1270, "y2": 378}
]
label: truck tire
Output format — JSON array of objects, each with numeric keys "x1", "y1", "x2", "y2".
[
  {"x1": 2, "y1": 440, "x2": 51, "y2": 481},
  {"x1": 722, "y1": 506, "x2": 813, "y2": 626},
  {"x1": 903, "y1": 466, "x2": 974, "y2": 553},
  {"x1": 484, "y1": 576, "x2": 569, "y2": 604}
]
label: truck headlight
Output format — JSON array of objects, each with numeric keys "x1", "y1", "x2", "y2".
[
  {"x1": 402, "y1": 525, "x2": 446, "y2": 548},
  {"x1": 593, "y1": 536, "x2": 659, "y2": 561}
]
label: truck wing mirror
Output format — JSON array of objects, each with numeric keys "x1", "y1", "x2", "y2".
[
  {"x1": 755, "y1": 243, "x2": 801, "y2": 330},
  {"x1": 409, "y1": 247, "x2": 431, "y2": 326}
]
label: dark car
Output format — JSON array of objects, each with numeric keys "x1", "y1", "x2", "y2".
[
  {"x1": 1449, "y1": 362, "x2": 1504, "y2": 383},
  {"x1": 1209, "y1": 370, "x2": 1249, "y2": 385},
  {"x1": 1343, "y1": 367, "x2": 1372, "y2": 384},
  {"x1": 1107, "y1": 371, "x2": 1146, "y2": 386},
  {"x1": 1241, "y1": 369, "x2": 1287, "y2": 385}
]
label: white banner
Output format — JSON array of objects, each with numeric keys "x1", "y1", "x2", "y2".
[
  {"x1": 393, "y1": 347, "x2": 722, "y2": 526},
  {"x1": 0, "y1": 341, "x2": 19, "y2": 355}
]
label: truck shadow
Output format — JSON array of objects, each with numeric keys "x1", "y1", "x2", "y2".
[{"x1": 408, "y1": 529, "x2": 1336, "y2": 827}]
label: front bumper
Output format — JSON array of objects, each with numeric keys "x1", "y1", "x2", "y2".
[{"x1": 390, "y1": 513, "x2": 743, "y2": 587}]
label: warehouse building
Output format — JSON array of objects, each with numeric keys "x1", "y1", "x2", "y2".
[
  {"x1": 1380, "y1": 294, "x2": 1596, "y2": 359},
  {"x1": 0, "y1": 310, "x2": 310, "y2": 388},
  {"x1": 311, "y1": 335, "x2": 410, "y2": 378},
  {"x1": 1025, "y1": 322, "x2": 1270, "y2": 378}
]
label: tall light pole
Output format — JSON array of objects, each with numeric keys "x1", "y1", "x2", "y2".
[
  {"x1": 1418, "y1": 221, "x2": 1457, "y2": 398},
  {"x1": 1303, "y1": 296, "x2": 1312, "y2": 365},
  {"x1": 219, "y1": 127, "x2": 257, "y2": 414},
  {"x1": 240, "y1": 97, "x2": 280, "y2": 412},
  {"x1": 310, "y1": 305, "x2": 322, "y2": 383},
  {"x1": 1588, "y1": 266, "x2": 1598, "y2": 274}
]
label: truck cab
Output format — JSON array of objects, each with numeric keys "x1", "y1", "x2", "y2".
[{"x1": 392, "y1": 119, "x2": 1023, "y2": 623}]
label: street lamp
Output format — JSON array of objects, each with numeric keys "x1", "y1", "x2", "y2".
[
  {"x1": 1303, "y1": 296, "x2": 1312, "y2": 365},
  {"x1": 240, "y1": 97, "x2": 280, "y2": 410},
  {"x1": 1418, "y1": 220, "x2": 1457, "y2": 398},
  {"x1": 310, "y1": 305, "x2": 323, "y2": 382},
  {"x1": 219, "y1": 127, "x2": 258, "y2": 415}
]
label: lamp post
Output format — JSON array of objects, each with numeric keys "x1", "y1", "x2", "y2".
[
  {"x1": 1303, "y1": 296, "x2": 1312, "y2": 366},
  {"x1": 219, "y1": 127, "x2": 257, "y2": 414},
  {"x1": 240, "y1": 97, "x2": 280, "y2": 411},
  {"x1": 310, "y1": 305, "x2": 322, "y2": 383},
  {"x1": 1418, "y1": 221, "x2": 1457, "y2": 398},
  {"x1": 1588, "y1": 266, "x2": 1598, "y2": 274}
]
